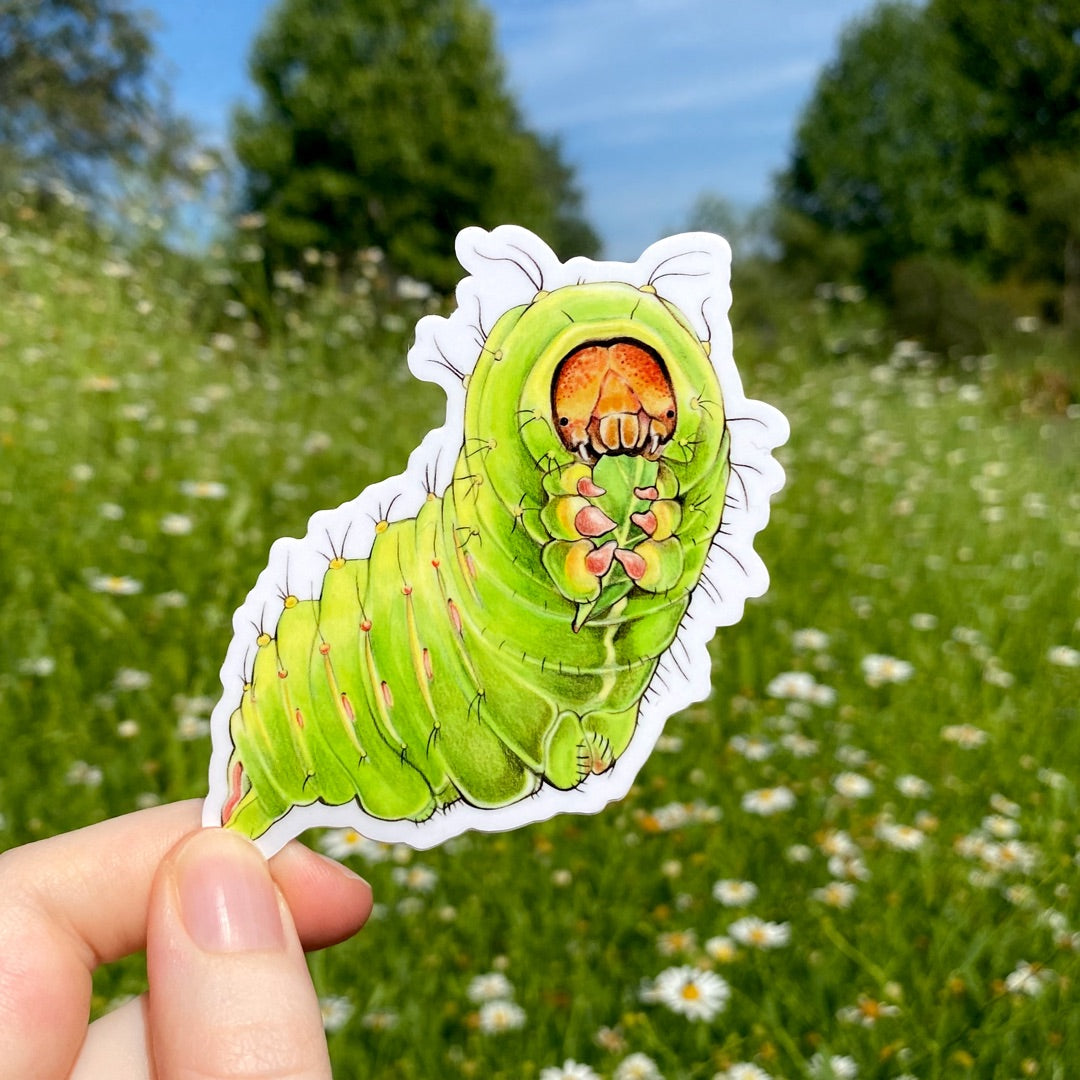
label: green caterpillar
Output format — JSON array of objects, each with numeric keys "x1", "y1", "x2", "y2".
[{"x1": 207, "y1": 229, "x2": 783, "y2": 849}]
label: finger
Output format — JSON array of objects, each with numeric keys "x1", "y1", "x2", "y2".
[
  {"x1": 69, "y1": 997, "x2": 151, "y2": 1080},
  {"x1": 269, "y1": 839, "x2": 374, "y2": 950},
  {"x1": 0, "y1": 801, "x2": 371, "y2": 1080},
  {"x1": 147, "y1": 828, "x2": 331, "y2": 1080}
]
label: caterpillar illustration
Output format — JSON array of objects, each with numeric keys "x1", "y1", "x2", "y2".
[{"x1": 204, "y1": 227, "x2": 787, "y2": 854}]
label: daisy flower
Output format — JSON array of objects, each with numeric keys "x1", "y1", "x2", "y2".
[
  {"x1": 812, "y1": 881, "x2": 857, "y2": 909},
  {"x1": 729, "y1": 917, "x2": 790, "y2": 949},
  {"x1": 715, "y1": 1065, "x2": 771, "y2": 1080},
  {"x1": 704, "y1": 935, "x2": 738, "y2": 962},
  {"x1": 861, "y1": 653, "x2": 914, "y2": 686},
  {"x1": 319, "y1": 829, "x2": 390, "y2": 862},
  {"x1": 833, "y1": 772, "x2": 874, "y2": 799},
  {"x1": 1004, "y1": 961, "x2": 1054, "y2": 997},
  {"x1": 477, "y1": 999, "x2": 526, "y2": 1033},
  {"x1": 741, "y1": 786, "x2": 796, "y2": 815},
  {"x1": 319, "y1": 995, "x2": 354, "y2": 1032},
  {"x1": 712, "y1": 879, "x2": 759, "y2": 907},
  {"x1": 467, "y1": 972, "x2": 514, "y2": 1003},
  {"x1": 540, "y1": 1061, "x2": 601, "y2": 1080},
  {"x1": 648, "y1": 966, "x2": 730, "y2": 1021},
  {"x1": 614, "y1": 1052, "x2": 663, "y2": 1080}
]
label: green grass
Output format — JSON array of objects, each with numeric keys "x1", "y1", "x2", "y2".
[{"x1": 1, "y1": 209, "x2": 1078, "y2": 1079}]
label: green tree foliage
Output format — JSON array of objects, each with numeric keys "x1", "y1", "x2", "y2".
[
  {"x1": 1015, "y1": 152, "x2": 1080, "y2": 324},
  {"x1": 685, "y1": 193, "x2": 776, "y2": 261},
  {"x1": 233, "y1": 0, "x2": 599, "y2": 290},
  {"x1": 0, "y1": 0, "x2": 188, "y2": 191},
  {"x1": 777, "y1": 0, "x2": 1080, "y2": 318}
]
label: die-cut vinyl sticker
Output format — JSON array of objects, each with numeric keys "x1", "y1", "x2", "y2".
[{"x1": 203, "y1": 225, "x2": 789, "y2": 856}]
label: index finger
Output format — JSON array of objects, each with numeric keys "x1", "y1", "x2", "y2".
[{"x1": 0, "y1": 800, "x2": 371, "y2": 1080}]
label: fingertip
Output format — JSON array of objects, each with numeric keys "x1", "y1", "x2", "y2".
[
  {"x1": 147, "y1": 827, "x2": 332, "y2": 1080},
  {"x1": 170, "y1": 828, "x2": 286, "y2": 954},
  {"x1": 270, "y1": 841, "x2": 374, "y2": 951}
]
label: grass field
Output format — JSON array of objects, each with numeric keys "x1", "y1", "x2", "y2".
[{"x1": 1, "y1": 207, "x2": 1078, "y2": 1079}]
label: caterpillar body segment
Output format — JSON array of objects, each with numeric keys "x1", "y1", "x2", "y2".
[{"x1": 210, "y1": 228, "x2": 788, "y2": 851}]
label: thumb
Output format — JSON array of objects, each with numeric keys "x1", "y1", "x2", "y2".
[{"x1": 146, "y1": 827, "x2": 332, "y2": 1080}]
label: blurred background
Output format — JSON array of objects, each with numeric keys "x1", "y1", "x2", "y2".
[
  {"x1": 4, "y1": 0, "x2": 1079, "y2": 341},
  {"x1": 1, "y1": 2, "x2": 1078, "y2": 1077}
]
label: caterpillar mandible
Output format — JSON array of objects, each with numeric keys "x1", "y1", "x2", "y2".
[{"x1": 204, "y1": 227, "x2": 788, "y2": 854}]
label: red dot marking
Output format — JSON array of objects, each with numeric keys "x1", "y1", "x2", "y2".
[{"x1": 319, "y1": 642, "x2": 331, "y2": 654}]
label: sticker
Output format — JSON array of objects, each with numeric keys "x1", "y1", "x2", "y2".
[{"x1": 203, "y1": 225, "x2": 788, "y2": 855}]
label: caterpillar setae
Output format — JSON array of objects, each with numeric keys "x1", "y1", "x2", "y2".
[{"x1": 204, "y1": 227, "x2": 787, "y2": 854}]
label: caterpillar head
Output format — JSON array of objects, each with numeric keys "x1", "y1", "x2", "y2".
[{"x1": 552, "y1": 339, "x2": 677, "y2": 464}]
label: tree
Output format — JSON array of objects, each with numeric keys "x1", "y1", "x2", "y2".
[
  {"x1": 778, "y1": 2, "x2": 986, "y2": 288},
  {"x1": 684, "y1": 193, "x2": 777, "y2": 261},
  {"x1": 1015, "y1": 153, "x2": 1080, "y2": 324},
  {"x1": 0, "y1": 0, "x2": 188, "y2": 192},
  {"x1": 777, "y1": 0, "x2": 1080, "y2": 303},
  {"x1": 232, "y1": 0, "x2": 598, "y2": 291}
]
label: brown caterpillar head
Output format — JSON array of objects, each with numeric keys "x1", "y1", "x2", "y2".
[{"x1": 551, "y1": 339, "x2": 677, "y2": 464}]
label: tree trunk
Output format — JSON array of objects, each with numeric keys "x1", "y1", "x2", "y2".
[{"x1": 1064, "y1": 233, "x2": 1080, "y2": 328}]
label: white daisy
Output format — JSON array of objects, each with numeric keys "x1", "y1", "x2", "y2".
[
  {"x1": 614, "y1": 1052, "x2": 663, "y2": 1080},
  {"x1": 1047, "y1": 645, "x2": 1080, "y2": 667},
  {"x1": 861, "y1": 653, "x2": 914, "y2": 686},
  {"x1": 808, "y1": 1053, "x2": 858, "y2": 1079},
  {"x1": 540, "y1": 1060, "x2": 601, "y2": 1080},
  {"x1": 833, "y1": 772, "x2": 874, "y2": 799},
  {"x1": 715, "y1": 1064, "x2": 772, "y2": 1080},
  {"x1": 467, "y1": 972, "x2": 514, "y2": 1002},
  {"x1": 319, "y1": 829, "x2": 390, "y2": 862},
  {"x1": 704, "y1": 935, "x2": 738, "y2": 962},
  {"x1": 741, "y1": 786, "x2": 796, "y2": 815},
  {"x1": 392, "y1": 864, "x2": 438, "y2": 891},
  {"x1": 319, "y1": 995, "x2": 354, "y2": 1032},
  {"x1": 477, "y1": 999, "x2": 526, "y2": 1033},
  {"x1": 812, "y1": 881, "x2": 857, "y2": 909},
  {"x1": 1004, "y1": 961, "x2": 1054, "y2": 997},
  {"x1": 895, "y1": 774, "x2": 932, "y2": 798},
  {"x1": 712, "y1": 879, "x2": 758, "y2": 907},
  {"x1": 875, "y1": 821, "x2": 925, "y2": 851},
  {"x1": 729, "y1": 917, "x2": 790, "y2": 949},
  {"x1": 648, "y1": 966, "x2": 730, "y2": 1021}
]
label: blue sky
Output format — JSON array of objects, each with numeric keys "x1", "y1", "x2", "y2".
[{"x1": 144, "y1": 0, "x2": 878, "y2": 259}]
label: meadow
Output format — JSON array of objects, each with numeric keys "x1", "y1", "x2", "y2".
[{"x1": 1, "y1": 201, "x2": 1078, "y2": 1079}]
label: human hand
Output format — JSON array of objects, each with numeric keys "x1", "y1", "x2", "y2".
[{"x1": 0, "y1": 799, "x2": 373, "y2": 1078}]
